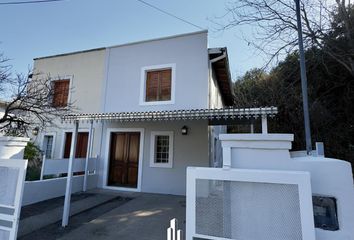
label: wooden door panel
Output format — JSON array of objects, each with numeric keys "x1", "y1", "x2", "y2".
[{"x1": 108, "y1": 132, "x2": 140, "y2": 187}]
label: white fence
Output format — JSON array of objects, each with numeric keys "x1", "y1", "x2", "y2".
[
  {"x1": 40, "y1": 157, "x2": 97, "y2": 179},
  {"x1": 186, "y1": 167, "x2": 316, "y2": 240},
  {"x1": 22, "y1": 157, "x2": 98, "y2": 206},
  {"x1": 0, "y1": 159, "x2": 27, "y2": 240}
]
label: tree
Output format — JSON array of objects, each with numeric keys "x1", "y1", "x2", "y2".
[
  {"x1": 233, "y1": 46, "x2": 354, "y2": 162},
  {"x1": 0, "y1": 53, "x2": 74, "y2": 136},
  {"x1": 217, "y1": 0, "x2": 354, "y2": 76}
]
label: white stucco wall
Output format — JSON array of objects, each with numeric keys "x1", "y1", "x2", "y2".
[
  {"x1": 33, "y1": 49, "x2": 106, "y2": 113},
  {"x1": 97, "y1": 120, "x2": 209, "y2": 195},
  {"x1": 32, "y1": 49, "x2": 106, "y2": 158},
  {"x1": 103, "y1": 31, "x2": 209, "y2": 112},
  {"x1": 220, "y1": 134, "x2": 354, "y2": 240}
]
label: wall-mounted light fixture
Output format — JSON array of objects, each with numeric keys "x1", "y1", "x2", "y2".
[
  {"x1": 181, "y1": 126, "x2": 188, "y2": 135},
  {"x1": 32, "y1": 127, "x2": 39, "y2": 136}
]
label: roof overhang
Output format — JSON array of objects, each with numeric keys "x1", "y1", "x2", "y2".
[
  {"x1": 209, "y1": 48, "x2": 234, "y2": 106},
  {"x1": 62, "y1": 107, "x2": 278, "y2": 123}
]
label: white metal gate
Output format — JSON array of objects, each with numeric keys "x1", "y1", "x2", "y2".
[
  {"x1": 186, "y1": 167, "x2": 316, "y2": 240},
  {"x1": 0, "y1": 159, "x2": 27, "y2": 240}
]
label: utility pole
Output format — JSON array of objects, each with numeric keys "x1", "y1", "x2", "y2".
[{"x1": 295, "y1": 0, "x2": 312, "y2": 154}]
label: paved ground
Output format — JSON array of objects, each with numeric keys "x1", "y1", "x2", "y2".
[
  {"x1": 19, "y1": 189, "x2": 186, "y2": 240},
  {"x1": 58, "y1": 192, "x2": 186, "y2": 240}
]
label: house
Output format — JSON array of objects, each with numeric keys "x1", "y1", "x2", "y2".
[{"x1": 32, "y1": 30, "x2": 276, "y2": 195}]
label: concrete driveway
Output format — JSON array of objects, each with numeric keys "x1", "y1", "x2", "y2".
[{"x1": 58, "y1": 192, "x2": 186, "y2": 240}]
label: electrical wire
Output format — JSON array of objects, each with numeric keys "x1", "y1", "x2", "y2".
[
  {"x1": 0, "y1": 0, "x2": 205, "y2": 31},
  {"x1": 135, "y1": 0, "x2": 204, "y2": 30},
  {"x1": 0, "y1": 0, "x2": 66, "y2": 5}
]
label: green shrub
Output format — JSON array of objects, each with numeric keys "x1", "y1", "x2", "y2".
[{"x1": 24, "y1": 142, "x2": 42, "y2": 181}]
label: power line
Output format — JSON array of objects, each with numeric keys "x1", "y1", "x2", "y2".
[
  {"x1": 0, "y1": 0, "x2": 66, "y2": 5},
  {"x1": 135, "y1": 0, "x2": 204, "y2": 30}
]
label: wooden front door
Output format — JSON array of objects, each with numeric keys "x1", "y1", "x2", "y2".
[{"x1": 108, "y1": 132, "x2": 140, "y2": 188}]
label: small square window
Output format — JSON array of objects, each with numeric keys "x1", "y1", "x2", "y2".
[
  {"x1": 150, "y1": 131, "x2": 173, "y2": 168},
  {"x1": 140, "y1": 64, "x2": 175, "y2": 105},
  {"x1": 145, "y1": 69, "x2": 171, "y2": 102}
]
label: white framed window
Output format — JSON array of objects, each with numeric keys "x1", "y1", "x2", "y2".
[
  {"x1": 50, "y1": 75, "x2": 73, "y2": 108},
  {"x1": 150, "y1": 131, "x2": 174, "y2": 168},
  {"x1": 42, "y1": 133, "x2": 56, "y2": 159},
  {"x1": 140, "y1": 64, "x2": 176, "y2": 105}
]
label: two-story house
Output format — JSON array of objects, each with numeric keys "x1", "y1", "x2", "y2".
[{"x1": 32, "y1": 31, "x2": 274, "y2": 195}]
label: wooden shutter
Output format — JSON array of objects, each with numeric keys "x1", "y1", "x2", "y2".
[
  {"x1": 63, "y1": 132, "x2": 72, "y2": 158},
  {"x1": 53, "y1": 80, "x2": 70, "y2": 107},
  {"x1": 146, "y1": 71, "x2": 159, "y2": 101},
  {"x1": 145, "y1": 69, "x2": 171, "y2": 102},
  {"x1": 63, "y1": 132, "x2": 89, "y2": 158},
  {"x1": 75, "y1": 132, "x2": 89, "y2": 158},
  {"x1": 160, "y1": 69, "x2": 171, "y2": 101}
]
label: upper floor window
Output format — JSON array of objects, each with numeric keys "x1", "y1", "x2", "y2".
[
  {"x1": 146, "y1": 69, "x2": 171, "y2": 102},
  {"x1": 52, "y1": 79, "x2": 70, "y2": 107},
  {"x1": 140, "y1": 64, "x2": 176, "y2": 105}
]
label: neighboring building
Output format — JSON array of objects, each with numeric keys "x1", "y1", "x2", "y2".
[{"x1": 32, "y1": 31, "x2": 269, "y2": 195}]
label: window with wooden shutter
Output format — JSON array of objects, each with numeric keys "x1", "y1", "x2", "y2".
[
  {"x1": 145, "y1": 69, "x2": 171, "y2": 102},
  {"x1": 52, "y1": 79, "x2": 70, "y2": 107},
  {"x1": 63, "y1": 132, "x2": 89, "y2": 158}
]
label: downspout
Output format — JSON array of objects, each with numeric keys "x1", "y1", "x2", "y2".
[{"x1": 210, "y1": 52, "x2": 226, "y2": 64}]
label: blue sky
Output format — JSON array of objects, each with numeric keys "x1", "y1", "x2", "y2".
[{"x1": 0, "y1": 0, "x2": 265, "y2": 79}]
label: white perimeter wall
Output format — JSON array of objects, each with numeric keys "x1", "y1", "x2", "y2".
[
  {"x1": 97, "y1": 120, "x2": 209, "y2": 195},
  {"x1": 22, "y1": 174, "x2": 98, "y2": 206},
  {"x1": 103, "y1": 31, "x2": 209, "y2": 112}
]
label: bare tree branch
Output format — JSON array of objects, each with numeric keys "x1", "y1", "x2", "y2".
[
  {"x1": 214, "y1": 0, "x2": 354, "y2": 76},
  {"x1": 0, "y1": 53, "x2": 76, "y2": 136}
]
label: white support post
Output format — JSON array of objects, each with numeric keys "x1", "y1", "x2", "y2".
[
  {"x1": 40, "y1": 155, "x2": 46, "y2": 180},
  {"x1": 250, "y1": 123, "x2": 254, "y2": 134},
  {"x1": 261, "y1": 115, "x2": 268, "y2": 134},
  {"x1": 83, "y1": 120, "x2": 93, "y2": 192},
  {"x1": 62, "y1": 120, "x2": 79, "y2": 227},
  {"x1": 222, "y1": 146, "x2": 231, "y2": 169}
]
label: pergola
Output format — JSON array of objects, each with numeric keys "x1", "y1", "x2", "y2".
[{"x1": 60, "y1": 106, "x2": 278, "y2": 226}]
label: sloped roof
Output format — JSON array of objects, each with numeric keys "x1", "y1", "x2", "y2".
[{"x1": 209, "y1": 48, "x2": 234, "y2": 106}]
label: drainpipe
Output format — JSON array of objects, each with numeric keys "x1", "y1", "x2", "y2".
[{"x1": 210, "y1": 52, "x2": 226, "y2": 64}]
